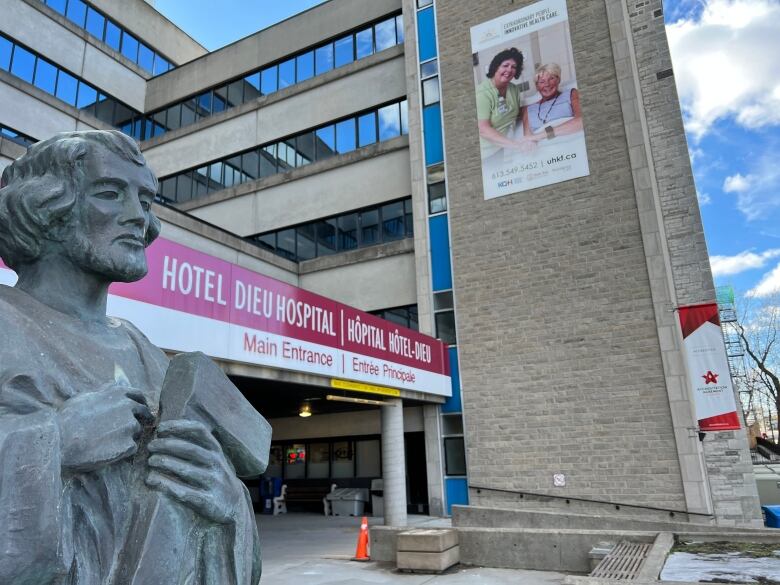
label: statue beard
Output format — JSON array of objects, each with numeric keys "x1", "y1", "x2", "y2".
[{"x1": 65, "y1": 231, "x2": 149, "y2": 283}]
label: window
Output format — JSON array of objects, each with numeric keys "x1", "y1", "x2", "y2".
[
  {"x1": 428, "y1": 181, "x2": 447, "y2": 214},
  {"x1": 261, "y1": 65, "x2": 278, "y2": 95},
  {"x1": 285, "y1": 444, "x2": 306, "y2": 479},
  {"x1": 65, "y1": 0, "x2": 87, "y2": 27},
  {"x1": 104, "y1": 20, "x2": 121, "y2": 51},
  {"x1": 308, "y1": 442, "x2": 330, "y2": 478},
  {"x1": 444, "y1": 437, "x2": 466, "y2": 476},
  {"x1": 11, "y1": 45, "x2": 35, "y2": 83},
  {"x1": 434, "y1": 290, "x2": 456, "y2": 345},
  {"x1": 33, "y1": 59, "x2": 57, "y2": 94},
  {"x1": 121, "y1": 31, "x2": 140, "y2": 63},
  {"x1": 358, "y1": 112, "x2": 377, "y2": 147},
  {"x1": 316, "y1": 125, "x2": 336, "y2": 160},
  {"x1": 422, "y1": 77, "x2": 440, "y2": 105},
  {"x1": 332, "y1": 441, "x2": 354, "y2": 478},
  {"x1": 250, "y1": 198, "x2": 411, "y2": 262},
  {"x1": 356, "y1": 28, "x2": 373, "y2": 60},
  {"x1": 356, "y1": 439, "x2": 381, "y2": 477},
  {"x1": 85, "y1": 8, "x2": 105, "y2": 40},
  {"x1": 336, "y1": 118, "x2": 356, "y2": 154},
  {"x1": 370, "y1": 305, "x2": 419, "y2": 331},
  {"x1": 375, "y1": 17, "x2": 397, "y2": 52},
  {"x1": 334, "y1": 35, "x2": 354, "y2": 68},
  {"x1": 0, "y1": 36, "x2": 11, "y2": 71},
  {"x1": 315, "y1": 43, "x2": 334, "y2": 75},
  {"x1": 378, "y1": 103, "x2": 401, "y2": 141},
  {"x1": 278, "y1": 58, "x2": 295, "y2": 88},
  {"x1": 421, "y1": 59, "x2": 438, "y2": 79},
  {"x1": 296, "y1": 51, "x2": 314, "y2": 83}
]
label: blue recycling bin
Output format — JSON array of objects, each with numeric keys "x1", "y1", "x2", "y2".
[{"x1": 762, "y1": 505, "x2": 780, "y2": 527}]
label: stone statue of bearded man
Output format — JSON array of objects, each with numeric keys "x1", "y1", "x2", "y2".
[{"x1": 0, "y1": 131, "x2": 266, "y2": 585}]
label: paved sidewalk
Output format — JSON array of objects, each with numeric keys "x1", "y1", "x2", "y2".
[{"x1": 257, "y1": 513, "x2": 567, "y2": 584}]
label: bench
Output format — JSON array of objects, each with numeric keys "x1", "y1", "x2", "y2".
[{"x1": 274, "y1": 483, "x2": 336, "y2": 515}]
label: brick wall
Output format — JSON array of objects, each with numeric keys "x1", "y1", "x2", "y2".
[{"x1": 436, "y1": 0, "x2": 687, "y2": 510}]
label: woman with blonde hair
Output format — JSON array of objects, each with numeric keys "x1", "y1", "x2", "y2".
[{"x1": 523, "y1": 63, "x2": 583, "y2": 142}]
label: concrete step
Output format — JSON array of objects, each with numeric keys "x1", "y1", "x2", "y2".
[{"x1": 396, "y1": 528, "x2": 460, "y2": 573}]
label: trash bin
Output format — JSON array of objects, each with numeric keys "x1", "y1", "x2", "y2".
[
  {"x1": 763, "y1": 505, "x2": 780, "y2": 527},
  {"x1": 326, "y1": 488, "x2": 368, "y2": 516},
  {"x1": 370, "y1": 479, "x2": 384, "y2": 518}
]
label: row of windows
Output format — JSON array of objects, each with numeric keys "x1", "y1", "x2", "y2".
[
  {"x1": 158, "y1": 99, "x2": 409, "y2": 204},
  {"x1": 141, "y1": 13, "x2": 404, "y2": 140},
  {"x1": 369, "y1": 305, "x2": 419, "y2": 332},
  {"x1": 0, "y1": 32, "x2": 141, "y2": 130},
  {"x1": 0, "y1": 124, "x2": 36, "y2": 148},
  {"x1": 39, "y1": 0, "x2": 173, "y2": 75},
  {"x1": 251, "y1": 198, "x2": 413, "y2": 263},
  {"x1": 265, "y1": 438, "x2": 381, "y2": 480}
]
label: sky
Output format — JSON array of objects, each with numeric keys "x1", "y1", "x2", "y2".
[{"x1": 153, "y1": 0, "x2": 780, "y2": 301}]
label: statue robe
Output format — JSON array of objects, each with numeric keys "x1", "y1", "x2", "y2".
[{"x1": 0, "y1": 286, "x2": 261, "y2": 584}]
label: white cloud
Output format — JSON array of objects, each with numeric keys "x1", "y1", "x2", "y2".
[
  {"x1": 710, "y1": 249, "x2": 780, "y2": 277},
  {"x1": 666, "y1": 0, "x2": 780, "y2": 139},
  {"x1": 723, "y1": 173, "x2": 753, "y2": 193},
  {"x1": 721, "y1": 149, "x2": 780, "y2": 220},
  {"x1": 748, "y1": 262, "x2": 780, "y2": 297},
  {"x1": 697, "y1": 190, "x2": 711, "y2": 205}
]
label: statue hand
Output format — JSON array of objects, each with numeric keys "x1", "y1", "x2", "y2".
[
  {"x1": 58, "y1": 385, "x2": 153, "y2": 472},
  {"x1": 146, "y1": 419, "x2": 244, "y2": 524}
]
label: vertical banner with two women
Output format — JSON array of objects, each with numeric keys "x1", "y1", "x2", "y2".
[{"x1": 471, "y1": 0, "x2": 590, "y2": 199}]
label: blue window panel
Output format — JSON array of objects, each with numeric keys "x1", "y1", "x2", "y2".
[
  {"x1": 445, "y1": 478, "x2": 468, "y2": 515},
  {"x1": 55, "y1": 70, "x2": 78, "y2": 104},
  {"x1": 261, "y1": 65, "x2": 278, "y2": 95},
  {"x1": 153, "y1": 55, "x2": 170, "y2": 76},
  {"x1": 356, "y1": 28, "x2": 373, "y2": 59},
  {"x1": 378, "y1": 103, "x2": 401, "y2": 141},
  {"x1": 121, "y1": 32, "x2": 139, "y2": 63},
  {"x1": 358, "y1": 112, "x2": 377, "y2": 147},
  {"x1": 334, "y1": 35, "x2": 354, "y2": 68},
  {"x1": 423, "y1": 103, "x2": 443, "y2": 165},
  {"x1": 278, "y1": 58, "x2": 295, "y2": 89},
  {"x1": 138, "y1": 44, "x2": 154, "y2": 73},
  {"x1": 417, "y1": 7, "x2": 437, "y2": 62},
  {"x1": 335, "y1": 118, "x2": 356, "y2": 154},
  {"x1": 375, "y1": 17, "x2": 396, "y2": 52},
  {"x1": 104, "y1": 20, "x2": 121, "y2": 51},
  {"x1": 46, "y1": 0, "x2": 67, "y2": 15},
  {"x1": 442, "y1": 347, "x2": 462, "y2": 413},
  {"x1": 315, "y1": 43, "x2": 333, "y2": 75},
  {"x1": 66, "y1": 0, "x2": 87, "y2": 28},
  {"x1": 429, "y1": 214, "x2": 452, "y2": 291},
  {"x1": 0, "y1": 36, "x2": 12, "y2": 71},
  {"x1": 296, "y1": 51, "x2": 314, "y2": 83},
  {"x1": 11, "y1": 45, "x2": 35, "y2": 83},
  {"x1": 396, "y1": 15, "x2": 405, "y2": 44},
  {"x1": 34, "y1": 59, "x2": 58, "y2": 95},
  {"x1": 85, "y1": 8, "x2": 106, "y2": 41}
]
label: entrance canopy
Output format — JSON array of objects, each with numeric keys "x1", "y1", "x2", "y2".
[{"x1": 0, "y1": 229, "x2": 451, "y2": 399}]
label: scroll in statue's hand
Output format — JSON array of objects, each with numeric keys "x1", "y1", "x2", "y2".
[
  {"x1": 146, "y1": 419, "x2": 244, "y2": 524},
  {"x1": 57, "y1": 385, "x2": 154, "y2": 472}
]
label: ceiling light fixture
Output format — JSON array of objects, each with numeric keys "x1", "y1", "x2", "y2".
[
  {"x1": 326, "y1": 394, "x2": 392, "y2": 407},
  {"x1": 298, "y1": 402, "x2": 312, "y2": 417}
]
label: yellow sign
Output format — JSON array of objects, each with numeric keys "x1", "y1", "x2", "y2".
[{"x1": 330, "y1": 379, "x2": 401, "y2": 397}]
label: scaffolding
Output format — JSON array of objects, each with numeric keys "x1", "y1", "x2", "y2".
[{"x1": 716, "y1": 285, "x2": 746, "y2": 379}]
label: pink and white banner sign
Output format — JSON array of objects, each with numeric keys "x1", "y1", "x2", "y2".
[
  {"x1": 678, "y1": 303, "x2": 740, "y2": 431},
  {"x1": 0, "y1": 238, "x2": 452, "y2": 397}
]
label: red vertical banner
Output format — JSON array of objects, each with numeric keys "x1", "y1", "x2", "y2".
[{"x1": 678, "y1": 303, "x2": 741, "y2": 431}]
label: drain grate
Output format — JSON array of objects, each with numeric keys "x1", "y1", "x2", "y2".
[{"x1": 590, "y1": 541, "x2": 651, "y2": 580}]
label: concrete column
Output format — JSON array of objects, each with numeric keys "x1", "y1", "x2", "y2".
[
  {"x1": 381, "y1": 398, "x2": 408, "y2": 526},
  {"x1": 423, "y1": 404, "x2": 445, "y2": 517}
]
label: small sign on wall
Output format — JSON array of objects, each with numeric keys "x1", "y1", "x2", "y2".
[{"x1": 553, "y1": 473, "x2": 566, "y2": 487}]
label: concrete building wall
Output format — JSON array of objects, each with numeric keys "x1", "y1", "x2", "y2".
[
  {"x1": 0, "y1": 72, "x2": 105, "y2": 139},
  {"x1": 144, "y1": 0, "x2": 401, "y2": 108},
  {"x1": 87, "y1": 0, "x2": 207, "y2": 65},
  {"x1": 614, "y1": 0, "x2": 761, "y2": 527},
  {"x1": 299, "y1": 249, "x2": 417, "y2": 312},
  {"x1": 185, "y1": 147, "x2": 412, "y2": 236},
  {"x1": 3, "y1": 0, "x2": 147, "y2": 110},
  {"x1": 436, "y1": 0, "x2": 688, "y2": 511},
  {"x1": 142, "y1": 54, "x2": 406, "y2": 177}
]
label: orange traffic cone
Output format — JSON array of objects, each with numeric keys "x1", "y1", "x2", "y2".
[{"x1": 352, "y1": 516, "x2": 370, "y2": 561}]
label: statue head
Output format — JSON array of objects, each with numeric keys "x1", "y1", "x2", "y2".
[{"x1": 0, "y1": 130, "x2": 161, "y2": 283}]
